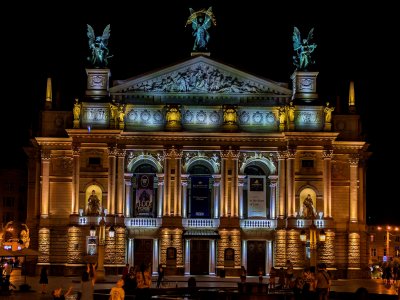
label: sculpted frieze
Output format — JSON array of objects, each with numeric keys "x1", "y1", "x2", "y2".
[{"x1": 129, "y1": 63, "x2": 270, "y2": 94}]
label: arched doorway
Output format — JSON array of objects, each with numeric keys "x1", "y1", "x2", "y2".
[{"x1": 187, "y1": 164, "x2": 212, "y2": 218}]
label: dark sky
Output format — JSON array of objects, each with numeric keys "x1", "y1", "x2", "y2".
[{"x1": 2, "y1": 2, "x2": 397, "y2": 224}]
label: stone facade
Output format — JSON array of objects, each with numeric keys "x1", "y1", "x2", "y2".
[{"x1": 24, "y1": 55, "x2": 369, "y2": 278}]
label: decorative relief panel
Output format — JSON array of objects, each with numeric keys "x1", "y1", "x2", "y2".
[
  {"x1": 67, "y1": 227, "x2": 83, "y2": 263},
  {"x1": 274, "y1": 229, "x2": 287, "y2": 267},
  {"x1": 286, "y1": 230, "x2": 304, "y2": 267},
  {"x1": 237, "y1": 108, "x2": 278, "y2": 132},
  {"x1": 181, "y1": 106, "x2": 223, "y2": 131},
  {"x1": 317, "y1": 231, "x2": 335, "y2": 267},
  {"x1": 38, "y1": 228, "x2": 50, "y2": 263},
  {"x1": 239, "y1": 152, "x2": 276, "y2": 174},
  {"x1": 348, "y1": 232, "x2": 361, "y2": 268},
  {"x1": 125, "y1": 105, "x2": 165, "y2": 131}
]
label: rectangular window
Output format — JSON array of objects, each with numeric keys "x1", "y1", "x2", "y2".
[
  {"x1": 88, "y1": 157, "x2": 101, "y2": 166},
  {"x1": 301, "y1": 160, "x2": 314, "y2": 168},
  {"x1": 371, "y1": 248, "x2": 376, "y2": 257}
]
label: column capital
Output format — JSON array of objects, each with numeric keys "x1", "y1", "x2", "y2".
[
  {"x1": 322, "y1": 149, "x2": 334, "y2": 159},
  {"x1": 349, "y1": 154, "x2": 360, "y2": 165},
  {"x1": 277, "y1": 150, "x2": 287, "y2": 160},
  {"x1": 41, "y1": 149, "x2": 51, "y2": 160},
  {"x1": 116, "y1": 148, "x2": 126, "y2": 157},
  {"x1": 108, "y1": 144, "x2": 118, "y2": 156},
  {"x1": 268, "y1": 175, "x2": 278, "y2": 183},
  {"x1": 72, "y1": 143, "x2": 81, "y2": 155},
  {"x1": 286, "y1": 147, "x2": 297, "y2": 159}
]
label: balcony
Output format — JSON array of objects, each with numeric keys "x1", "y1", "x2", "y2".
[
  {"x1": 240, "y1": 219, "x2": 276, "y2": 229},
  {"x1": 182, "y1": 218, "x2": 220, "y2": 228}
]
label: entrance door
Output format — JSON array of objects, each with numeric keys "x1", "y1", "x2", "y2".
[
  {"x1": 134, "y1": 239, "x2": 153, "y2": 268},
  {"x1": 190, "y1": 240, "x2": 209, "y2": 275},
  {"x1": 247, "y1": 241, "x2": 266, "y2": 276}
]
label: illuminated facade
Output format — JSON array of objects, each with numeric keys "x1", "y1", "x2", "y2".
[{"x1": 25, "y1": 55, "x2": 369, "y2": 278}]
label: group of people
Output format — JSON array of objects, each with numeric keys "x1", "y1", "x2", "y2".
[
  {"x1": 115, "y1": 262, "x2": 153, "y2": 300},
  {"x1": 268, "y1": 260, "x2": 331, "y2": 300}
]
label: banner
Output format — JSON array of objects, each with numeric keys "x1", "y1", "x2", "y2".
[
  {"x1": 190, "y1": 176, "x2": 210, "y2": 217},
  {"x1": 135, "y1": 174, "x2": 154, "y2": 217},
  {"x1": 247, "y1": 176, "x2": 266, "y2": 217}
]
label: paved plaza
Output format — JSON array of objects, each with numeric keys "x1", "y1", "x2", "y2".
[{"x1": 3, "y1": 269, "x2": 400, "y2": 299}]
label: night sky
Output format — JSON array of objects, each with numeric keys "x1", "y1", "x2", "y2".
[{"x1": 2, "y1": 2, "x2": 397, "y2": 224}]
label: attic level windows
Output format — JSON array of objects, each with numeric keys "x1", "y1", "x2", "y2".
[
  {"x1": 88, "y1": 157, "x2": 101, "y2": 166},
  {"x1": 301, "y1": 159, "x2": 314, "y2": 168}
]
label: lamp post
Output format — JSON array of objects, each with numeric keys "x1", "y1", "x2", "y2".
[
  {"x1": 96, "y1": 214, "x2": 106, "y2": 282},
  {"x1": 300, "y1": 217, "x2": 326, "y2": 268}
]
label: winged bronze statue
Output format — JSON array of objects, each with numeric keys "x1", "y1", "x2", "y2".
[
  {"x1": 87, "y1": 24, "x2": 112, "y2": 68},
  {"x1": 293, "y1": 27, "x2": 317, "y2": 70},
  {"x1": 186, "y1": 7, "x2": 216, "y2": 52}
]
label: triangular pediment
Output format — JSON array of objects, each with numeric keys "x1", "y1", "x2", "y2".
[{"x1": 110, "y1": 56, "x2": 291, "y2": 99}]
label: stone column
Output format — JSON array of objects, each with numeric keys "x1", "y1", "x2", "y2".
[
  {"x1": 209, "y1": 239, "x2": 216, "y2": 275},
  {"x1": 238, "y1": 175, "x2": 246, "y2": 219},
  {"x1": 268, "y1": 175, "x2": 278, "y2": 219},
  {"x1": 241, "y1": 239, "x2": 247, "y2": 268},
  {"x1": 184, "y1": 239, "x2": 190, "y2": 275},
  {"x1": 72, "y1": 144, "x2": 80, "y2": 215},
  {"x1": 156, "y1": 174, "x2": 164, "y2": 218},
  {"x1": 128, "y1": 238, "x2": 134, "y2": 268},
  {"x1": 40, "y1": 150, "x2": 51, "y2": 217},
  {"x1": 277, "y1": 151, "x2": 287, "y2": 219},
  {"x1": 220, "y1": 148, "x2": 240, "y2": 217},
  {"x1": 286, "y1": 147, "x2": 296, "y2": 217},
  {"x1": 212, "y1": 174, "x2": 221, "y2": 218},
  {"x1": 322, "y1": 148, "x2": 333, "y2": 218},
  {"x1": 266, "y1": 240, "x2": 273, "y2": 276},
  {"x1": 349, "y1": 155, "x2": 359, "y2": 223},
  {"x1": 163, "y1": 147, "x2": 183, "y2": 216},
  {"x1": 153, "y1": 238, "x2": 159, "y2": 275},
  {"x1": 108, "y1": 145, "x2": 117, "y2": 214},
  {"x1": 124, "y1": 176, "x2": 132, "y2": 217},
  {"x1": 181, "y1": 174, "x2": 189, "y2": 218},
  {"x1": 116, "y1": 148, "x2": 126, "y2": 216}
]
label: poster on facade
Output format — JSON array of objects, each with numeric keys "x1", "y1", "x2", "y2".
[
  {"x1": 135, "y1": 174, "x2": 154, "y2": 217},
  {"x1": 247, "y1": 175, "x2": 266, "y2": 217},
  {"x1": 190, "y1": 176, "x2": 210, "y2": 217}
]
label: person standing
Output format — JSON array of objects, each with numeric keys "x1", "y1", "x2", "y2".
[
  {"x1": 80, "y1": 264, "x2": 96, "y2": 300},
  {"x1": 110, "y1": 278, "x2": 125, "y2": 300},
  {"x1": 39, "y1": 266, "x2": 48, "y2": 294},
  {"x1": 136, "y1": 262, "x2": 152, "y2": 300},
  {"x1": 315, "y1": 263, "x2": 331, "y2": 300},
  {"x1": 156, "y1": 264, "x2": 164, "y2": 288}
]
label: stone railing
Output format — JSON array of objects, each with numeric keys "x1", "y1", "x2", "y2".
[
  {"x1": 182, "y1": 218, "x2": 220, "y2": 228},
  {"x1": 240, "y1": 219, "x2": 276, "y2": 229}
]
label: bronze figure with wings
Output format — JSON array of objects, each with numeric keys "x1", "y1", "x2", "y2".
[
  {"x1": 293, "y1": 27, "x2": 317, "y2": 71},
  {"x1": 186, "y1": 7, "x2": 216, "y2": 52},
  {"x1": 87, "y1": 24, "x2": 112, "y2": 68}
]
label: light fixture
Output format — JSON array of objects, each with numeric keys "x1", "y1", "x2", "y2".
[
  {"x1": 90, "y1": 225, "x2": 96, "y2": 237},
  {"x1": 319, "y1": 229, "x2": 326, "y2": 242},
  {"x1": 109, "y1": 225, "x2": 115, "y2": 238},
  {"x1": 300, "y1": 230, "x2": 307, "y2": 242}
]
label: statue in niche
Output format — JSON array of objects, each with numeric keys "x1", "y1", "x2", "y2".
[
  {"x1": 87, "y1": 190, "x2": 101, "y2": 215},
  {"x1": 302, "y1": 194, "x2": 316, "y2": 218},
  {"x1": 73, "y1": 99, "x2": 81, "y2": 121},
  {"x1": 324, "y1": 102, "x2": 335, "y2": 123},
  {"x1": 293, "y1": 27, "x2": 317, "y2": 70},
  {"x1": 279, "y1": 106, "x2": 287, "y2": 125},
  {"x1": 87, "y1": 24, "x2": 112, "y2": 68},
  {"x1": 186, "y1": 7, "x2": 216, "y2": 52}
]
